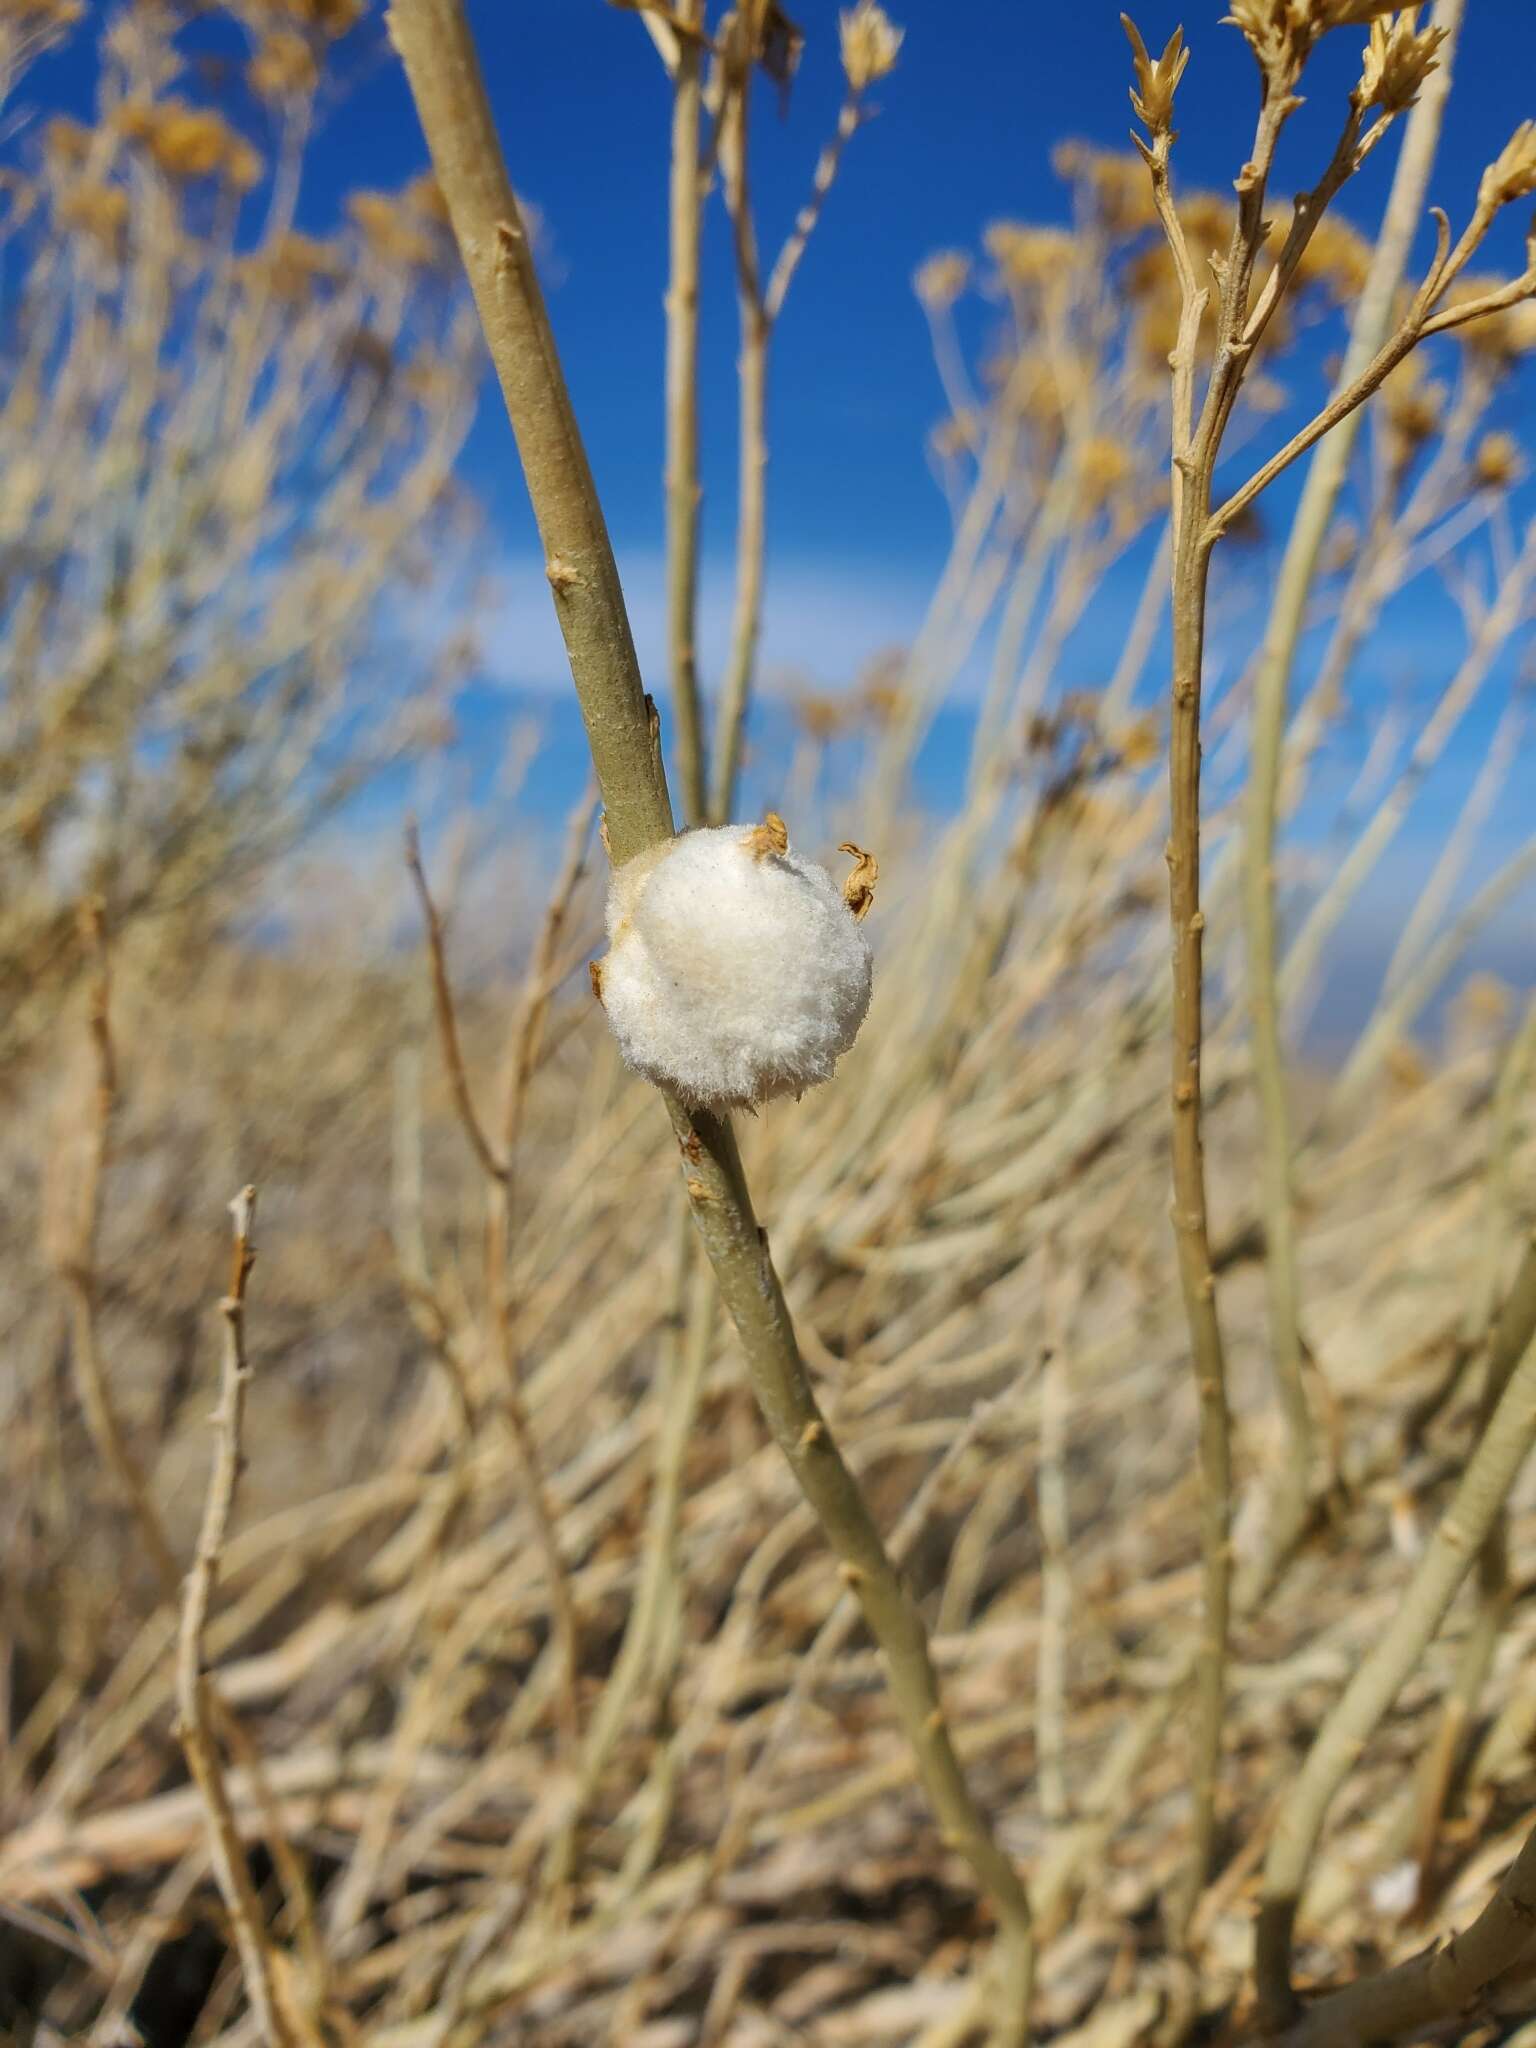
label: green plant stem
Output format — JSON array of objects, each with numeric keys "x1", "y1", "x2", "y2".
[
  {"x1": 1241, "y1": 0, "x2": 1464, "y2": 1577},
  {"x1": 668, "y1": 1101, "x2": 1035, "y2": 2042},
  {"x1": 389, "y1": 8, "x2": 1032, "y2": 2033},
  {"x1": 1256, "y1": 1234, "x2": 1536, "y2": 2031},
  {"x1": 1142, "y1": 108, "x2": 1231, "y2": 1928}
]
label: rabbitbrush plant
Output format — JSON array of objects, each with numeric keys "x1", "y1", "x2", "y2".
[
  {"x1": 388, "y1": 3, "x2": 1037, "y2": 2042},
  {"x1": 1121, "y1": 0, "x2": 1536, "y2": 2020}
]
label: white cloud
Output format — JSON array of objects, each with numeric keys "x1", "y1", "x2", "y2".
[{"x1": 435, "y1": 546, "x2": 932, "y2": 702}]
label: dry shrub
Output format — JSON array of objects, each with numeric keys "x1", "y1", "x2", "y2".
[{"x1": 5, "y1": 5, "x2": 1536, "y2": 2047}]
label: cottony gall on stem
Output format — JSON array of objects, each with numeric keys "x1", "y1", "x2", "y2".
[{"x1": 594, "y1": 813, "x2": 877, "y2": 1110}]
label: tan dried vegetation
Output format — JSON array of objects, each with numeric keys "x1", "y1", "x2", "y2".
[{"x1": 6, "y1": 3, "x2": 1536, "y2": 2048}]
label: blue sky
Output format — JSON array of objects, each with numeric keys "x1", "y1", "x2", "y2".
[
  {"x1": 350, "y1": 1, "x2": 1536, "y2": 586},
  {"x1": 37, "y1": 3, "x2": 1536, "y2": 695},
  {"x1": 31, "y1": 3, "x2": 1536, "y2": 1036}
]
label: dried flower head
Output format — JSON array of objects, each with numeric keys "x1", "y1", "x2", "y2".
[
  {"x1": 1122, "y1": 15, "x2": 1189, "y2": 140},
  {"x1": 403, "y1": 171, "x2": 453, "y2": 226},
  {"x1": 985, "y1": 222, "x2": 1076, "y2": 289},
  {"x1": 243, "y1": 229, "x2": 344, "y2": 303},
  {"x1": 1226, "y1": 0, "x2": 1399, "y2": 86},
  {"x1": 1379, "y1": 355, "x2": 1443, "y2": 453},
  {"x1": 1479, "y1": 121, "x2": 1536, "y2": 210},
  {"x1": 599, "y1": 819, "x2": 874, "y2": 1108},
  {"x1": 794, "y1": 693, "x2": 848, "y2": 741},
  {"x1": 839, "y1": 844, "x2": 878, "y2": 921},
  {"x1": 348, "y1": 188, "x2": 440, "y2": 269},
  {"x1": 248, "y1": 30, "x2": 318, "y2": 100},
  {"x1": 1472, "y1": 430, "x2": 1522, "y2": 491},
  {"x1": 838, "y1": 0, "x2": 902, "y2": 91},
  {"x1": 1288, "y1": 210, "x2": 1372, "y2": 298},
  {"x1": 55, "y1": 180, "x2": 129, "y2": 254},
  {"x1": 1072, "y1": 435, "x2": 1135, "y2": 514},
  {"x1": 1359, "y1": 8, "x2": 1447, "y2": 113},
  {"x1": 1112, "y1": 715, "x2": 1162, "y2": 770},
  {"x1": 913, "y1": 249, "x2": 970, "y2": 310},
  {"x1": 1053, "y1": 142, "x2": 1160, "y2": 234},
  {"x1": 118, "y1": 101, "x2": 263, "y2": 190},
  {"x1": 238, "y1": 0, "x2": 363, "y2": 37},
  {"x1": 43, "y1": 115, "x2": 92, "y2": 170}
]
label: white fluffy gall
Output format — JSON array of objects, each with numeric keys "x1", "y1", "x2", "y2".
[{"x1": 597, "y1": 817, "x2": 874, "y2": 1108}]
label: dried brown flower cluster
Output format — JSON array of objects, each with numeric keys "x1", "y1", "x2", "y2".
[
  {"x1": 912, "y1": 248, "x2": 970, "y2": 311},
  {"x1": 1378, "y1": 355, "x2": 1443, "y2": 457},
  {"x1": 348, "y1": 186, "x2": 453, "y2": 270},
  {"x1": 240, "y1": 228, "x2": 345, "y2": 302},
  {"x1": 984, "y1": 221, "x2": 1077, "y2": 292},
  {"x1": 1472, "y1": 429, "x2": 1522, "y2": 491},
  {"x1": 1053, "y1": 141, "x2": 1160, "y2": 234},
  {"x1": 117, "y1": 100, "x2": 263, "y2": 190},
  {"x1": 55, "y1": 180, "x2": 130, "y2": 255},
  {"x1": 0, "y1": 0, "x2": 82, "y2": 27},
  {"x1": 838, "y1": 0, "x2": 901, "y2": 92},
  {"x1": 1358, "y1": 8, "x2": 1447, "y2": 114},
  {"x1": 1225, "y1": 0, "x2": 1400, "y2": 86},
  {"x1": 233, "y1": 0, "x2": 364, "y2": 37},
  {"x1": 247, "y1": 28, "x2": 318, "y2": 100},
  {"x1": 1480, "y1": 119, "x2": 1536, "y2": 208},
  {"x1": 1122, "y1": 16, "x2": 1188, "y2": 139}
]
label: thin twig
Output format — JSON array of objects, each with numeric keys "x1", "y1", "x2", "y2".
[
  {"x1": 662, "y1": 0, "x2": 709, "y2": 824},
  {"x1": 175, "y1": 1186, "x2": 297, "y2": 2048},
  {"x1": 404, "y1": 822, "x2": 505, "y2": 1187}
]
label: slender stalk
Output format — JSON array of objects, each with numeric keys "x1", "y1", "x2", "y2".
[
  {"x1": 1241, "y1": 1, "x2": 1464, "y2": 1576},
  {"x1": 710, "y1": 296, "x2": 767, "y2": 822},
  {"x1": 1165, "y1": 504, "x2": 1230, "y2": 1928},
  {"x1": 1138, "y1": 97, "x2": 1232, "y2": 1926},
  {"x1": 710, "y1": 78, "x2": 869, "y2": 823},
  {"x1": 176, "y1": 1188, "x2": 296, "y2": 2048},
  {"x1": 664, "y1": 0, "x2": 707, "y2": 823},
  {"x1": 389, "y1": 8, "x2": 1032, "y2": 2034},
  {"x1": 1256, "y1": 1235, "x2": 1536, "y2": 2030},
  {"x1": 668, "y1": 1102, "x2": 1035, "y2": 2040}
]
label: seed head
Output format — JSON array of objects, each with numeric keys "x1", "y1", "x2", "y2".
[
  {"x1": 839, "y1": 0, "x2": 903, "y2": 92},
  {"x1": 1358, "y1": 8, "x2": 1447, "y2": 113},
  {"x1": 1122, "y1": 15, "x2": 1189, "y2": 141},
  {"x1": 1480, "y1": 121, "x2": 1536, "y2": 211},
  {"x1": 913, "y1": 250, "x2": 970, "y2": 310},
  {"x1": 1225, "y1": 0, "x2": 1399, "y2": 87},
  {"x1": 1473, "y1": 430, "x2": 1522, "y2": 491}
]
